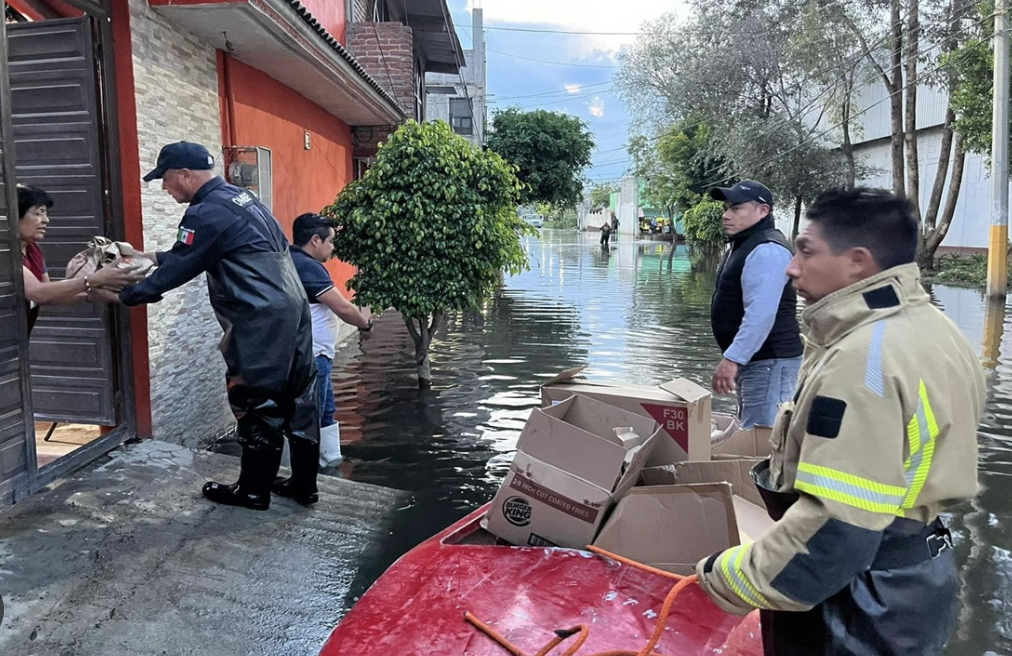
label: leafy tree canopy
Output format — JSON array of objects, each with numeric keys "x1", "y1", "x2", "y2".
[{"x1": 487, "y1": 107, "x2": 595, "y2": 209}]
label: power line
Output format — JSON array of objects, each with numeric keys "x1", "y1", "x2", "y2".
[
  {"x1": 510, "y1": 88, "x2": 616, "y2": 109},
  {"x1": 457, "y1": 24, "x2": 641, "y2": 36},
  {"x1": 486, "y1": 47, "x2": 621, "y2": 69},
  {"x1": 494, "y1": 80, "x2": 613, "y2": 101}
]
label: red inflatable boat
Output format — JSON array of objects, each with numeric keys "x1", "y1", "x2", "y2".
[{"x1": 319, "y1": 503, "x2": 762, "y2": 656}]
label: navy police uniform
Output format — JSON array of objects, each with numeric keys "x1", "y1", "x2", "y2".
[{"x1": 120, "y1": 142, "x2": 319, "y2": 510}]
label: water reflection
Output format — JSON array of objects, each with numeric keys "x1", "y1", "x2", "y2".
[{"x1": 331, "y1": 231, "x2": 1012, "y2": 654}]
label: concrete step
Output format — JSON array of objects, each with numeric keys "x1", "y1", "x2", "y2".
[{"x1": 0, "y1": 439, "x2": 409, "y2": 656}]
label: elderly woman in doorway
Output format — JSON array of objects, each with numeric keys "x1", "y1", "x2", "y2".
[{"x1": 20, "y1": 185, "x2": 144, "y2": 335}]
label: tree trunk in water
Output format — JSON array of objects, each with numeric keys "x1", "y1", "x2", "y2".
[
  {"x1": 904, "y1": 0, "x2": 921, "y2": 217},
  {"x1": 889, "y1": 0, "x2": 906, "y2": 195},
  {"x1": 404, "y1": 312, "x2": 442, "y2": 389},
  {"x1": 792, "y1": 195, "x2": 803, "y2": 241},
  {"x1": 923, "y1": 109, "x2": 955, "y2": 238},
  {"x1": 918, "y1": 134, "x2": 966, "y2": 270}
]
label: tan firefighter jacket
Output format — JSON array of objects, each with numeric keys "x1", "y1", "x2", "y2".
[{"x1": 696, "y1": 263, "x2": 986, "y2": 614}]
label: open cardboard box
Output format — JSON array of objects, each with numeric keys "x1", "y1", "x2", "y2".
[
  {"x1": 483, "y1": 394, "x2": 662, "y2": 549},
  {"x1": 639, "y1": 425, "x2": 774, "y2": 508},
  {"x1": 641, "y1": 458, "x2": 765, "y2": 507},
  {"x1": 541, "y1": 367, "x2": 712, "y2": 463},
  {"x1": 592, "y1": 482, "x2": 774, "y2": 576},
  {"x1": 710, "y1": 412, "x2": 740, "y2": 446},
  {"x1": 711, "y1": 425, "x2": 773, "y2": 460}
]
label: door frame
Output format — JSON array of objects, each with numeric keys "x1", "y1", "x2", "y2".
[
  {"x1": 7, "y1": 0, "x2": 139, "y2": 495},
  {"x1": 0, "y1": 0, "x2": 34, "y2": 507}
]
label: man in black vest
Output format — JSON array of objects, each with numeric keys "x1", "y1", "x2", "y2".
[{"x1": 709, "y1": 181, "x2": 802, "y2": 428}]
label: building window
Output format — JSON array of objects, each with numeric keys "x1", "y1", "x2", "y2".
[{"x1": 450, "y1": 98, "x2": 473, "y2": 136}]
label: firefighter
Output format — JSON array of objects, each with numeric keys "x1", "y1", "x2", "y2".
[
  {"x1": 695, "y1": 188, "x2": 986, "y2": 656},
  {"x1": 108, "y1": 141, "x2": 319, "y2": 511}
]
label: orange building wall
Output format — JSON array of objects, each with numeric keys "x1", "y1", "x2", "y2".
[
  {"x1": 224, "y1": 57, "x2": 357, "y2": 297},
  {"x1": 295, "y1": 0, "x2": 347, "y2": 42}
]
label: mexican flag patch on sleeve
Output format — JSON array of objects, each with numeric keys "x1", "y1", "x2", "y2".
[{"x1": 177, "y1": 227, "x2": 195, "y2": 246}]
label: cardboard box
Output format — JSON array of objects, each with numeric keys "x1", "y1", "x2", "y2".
[
  {"x1": 640, "y1": 459, "x2": 765, "y2": 507},
  {"x1": 484, "y1": 395, "x2": 662, "y2": 549},
  {"x1": 541, "y1": 368, "x2": 712, "y2": 463},
  {"x1": 711, "y1": 412, "x2": 740, "y2": 446},
  {"x1": 592, "y1": 483, "x2": 774, "y2": 576},
  {"x1": 711, "y1": 426, "x2": 773, "y2": 460}
]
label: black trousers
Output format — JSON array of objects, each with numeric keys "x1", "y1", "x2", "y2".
[
  {"x1": 761, "y1": 548, "x2": 958, "y2": 656},
  {"x1": 227, "y1": 371, "x2": 320, "y2": 457}
]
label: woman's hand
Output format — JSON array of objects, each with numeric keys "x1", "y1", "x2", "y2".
[{"x1": 88, "y1": 258, "x2": 146, "y2": 291}]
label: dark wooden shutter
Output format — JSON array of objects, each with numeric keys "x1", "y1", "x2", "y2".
[
  {"x1": 0, "y1": 17, "x2": 32, "y2": 503},
  {"x1": 8, "y1": 18, "x2": 117, "y2": 424}
]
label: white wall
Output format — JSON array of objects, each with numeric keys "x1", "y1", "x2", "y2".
[
  {"x1": 854, "y1": 130, "x2": 997, "y2": 250},
  {"x1": 846, "y1": 69, "x2": 997, "y2": 250},
  {"x1": 130, "y1": 0, "x2": 234, "y2": 444}
]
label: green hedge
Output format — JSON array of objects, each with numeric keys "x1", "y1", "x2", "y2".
[{"x1": 682, "y1": 200, "x2": 725, "y2": 247}]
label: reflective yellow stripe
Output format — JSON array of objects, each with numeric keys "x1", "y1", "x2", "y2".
[
  {"x1": 795, "y1": 462, "x2": 907, "y2": 514},
  {"x1": 732, "y1": 546, "x2": 770, "y2": 608},
  {"x1": 719, "y1": 546, "x2": 769, "y2": 608},
  {"x1": 901, "y1": 381, "x2": 939, "y2": 509}
]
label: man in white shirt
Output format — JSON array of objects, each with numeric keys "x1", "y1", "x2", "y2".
[{"x1": 275, "y1": 213, "x2": 372, "y2": 504}]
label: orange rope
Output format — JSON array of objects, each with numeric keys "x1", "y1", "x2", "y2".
[
  {"x1": 464, "y1": 546, "x2": 700, "y2": 656},
  {"x1": 586, "y1": 546, "x2": 686, "y2": 582}
]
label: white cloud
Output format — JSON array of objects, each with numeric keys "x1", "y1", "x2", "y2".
[
  {"x1": 468, "y1": 0, "x2": 687, "y2": 54},
  {"x1": 565, "y1": 84, "x2": 582, "y2": 94},
  {"x1": 588, "y1": 97, "x2": 605, "y2": 117}
]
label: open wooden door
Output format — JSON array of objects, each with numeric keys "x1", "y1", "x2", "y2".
[{"x1": 8, "y1": 17, "x2": 118, "y2": 424}]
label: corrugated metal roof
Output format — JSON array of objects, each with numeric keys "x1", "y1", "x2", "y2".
[{"x1": 284, "y1": 0, "x2": 406, "y2": 118}]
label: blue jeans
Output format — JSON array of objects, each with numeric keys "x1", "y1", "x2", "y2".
[
  {"x1": 315, "y1": 355, "x2": 336, "y2": 428},
  {"x1": 736, "y1": 356, "x2": 802, "y2": 428}
]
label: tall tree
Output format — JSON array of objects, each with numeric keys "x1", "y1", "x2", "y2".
[
  {"x1": 486, "y1": 108, "x2": 595, "y2": 209},
  {"x1": 588, "y1": 183, "x2": 618, "y2": 211},
  {"x1": 325, "y1": 121, "x2": 533, "y2": 388}
]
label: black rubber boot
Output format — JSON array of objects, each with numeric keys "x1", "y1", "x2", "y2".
[
  {"x1": 272, "y1": 439, "x2": 320, "y2": 506},
  {"x1": 203, "y1": 448, "x2": 280, "y2": 511}
]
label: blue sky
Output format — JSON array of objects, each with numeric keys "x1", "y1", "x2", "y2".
[{"x1": 444, "y1": 0, "x2": 685, "y2": 188}]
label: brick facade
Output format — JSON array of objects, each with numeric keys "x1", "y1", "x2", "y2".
[
  {"x1": 347, "y1": 22, "x2": 416, "y2": 118},
  {"x1": 129, "y1": 0, "x2": 234, "y2": 446}
]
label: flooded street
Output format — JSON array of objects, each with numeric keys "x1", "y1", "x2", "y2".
[{"x1": 331, "y1": 230, "x2": 1012, "y2": 655}]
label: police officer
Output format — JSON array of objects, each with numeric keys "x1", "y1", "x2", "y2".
[
  {"x1": 112, "y1": 141, "x2": 319, "y2": 511},
  {"x1": 695, "y1": 188, "x2": 986, "y2": 655}
]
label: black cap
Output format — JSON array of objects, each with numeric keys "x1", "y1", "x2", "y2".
[
  {"x1": 710, "y1": 180, "x2": 774, "y2": 208},
  {"x1": 143, "y1": 141, "x2": 215, "y2": 182}
]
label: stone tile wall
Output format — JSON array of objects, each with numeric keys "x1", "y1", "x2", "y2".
[{"x1": 129, "y1": 0, "x2": 234, "y2": 445}]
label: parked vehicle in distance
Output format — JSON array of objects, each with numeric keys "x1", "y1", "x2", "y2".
[{"x1": 521, "y1": 213, "x2": 544, "y2": 228}]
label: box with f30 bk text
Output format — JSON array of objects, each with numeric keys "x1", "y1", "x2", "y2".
[
  {"x1": 483, "y1": 394, "x2": 662, "y2": 549},
  {"x1": 540, "y1": 367, "x2": 712, "y2": 463}
]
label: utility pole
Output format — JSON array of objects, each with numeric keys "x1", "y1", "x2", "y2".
[{"x1": 988, "y1": 0, "x2": 1011, "y2": 297}]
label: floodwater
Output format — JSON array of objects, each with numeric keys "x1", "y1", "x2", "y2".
[{"x1": 329, "y1": 229, "x2": 1012, "y2": 655}]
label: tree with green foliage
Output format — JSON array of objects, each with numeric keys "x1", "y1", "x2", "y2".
[
  {"x1": 487, "y1": 107, "x2": 595, "y2": 209},
  {"x1": 589, "y1": 183, "x2": 618, "y2": 211},
  {"x1": 681, "y1": 200, "x2": 725, "y2": 247},
  {"x1": 629, "y1": 120, "x2": 730, "y2": 224},
  {"x1": 324, "y1": 121, "x2": 533, "y2": 388}
]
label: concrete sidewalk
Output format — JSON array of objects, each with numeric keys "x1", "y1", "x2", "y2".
[{"x1": 0, "y1": 440, "x2": 409, "y2": 656}]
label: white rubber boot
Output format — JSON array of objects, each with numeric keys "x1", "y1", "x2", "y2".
[{"x1": 319, "y1": 423, "x2": 343, "y2": 467}]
